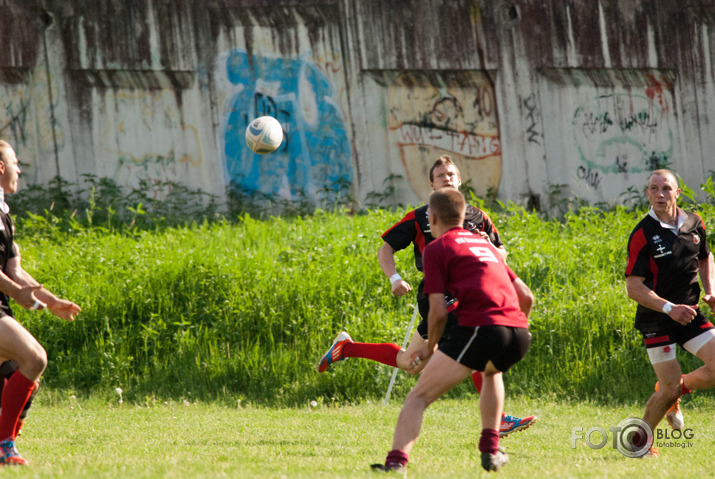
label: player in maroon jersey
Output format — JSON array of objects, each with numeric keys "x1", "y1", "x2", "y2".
[
  {"x1": 372, "y1": 187, "x2": 533, "y2": 473},
  {"x1": 0, "y1": 141, "x2": 81, "y2": 465},
  {"x1": 318, "y1": 155, "x2": 536, "y2": 437},
  {"x1": 625, "y1": 169, "x2": 715, "y2": 458}
]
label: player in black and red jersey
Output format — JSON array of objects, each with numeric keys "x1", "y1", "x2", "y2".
[
  {"x1": 372, "y1": 187, "x2": 533, "y2": 473},
  {"x1": 0, "y1": 141, "x2": 81, "y2": 466},
  {"x1": 625, "y1": 169, "x2": 715, "y2": 458},
  {"x1": 318, "y1": 155, "x2": 536, "y2": 437}
]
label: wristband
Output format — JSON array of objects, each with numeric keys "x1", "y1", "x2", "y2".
[
  {"x1": 389, "y1": 273, "x2": 402, "y2": 285},
  {"x1": 662, "y1": 301, "x2": 674, "y2": 315}
]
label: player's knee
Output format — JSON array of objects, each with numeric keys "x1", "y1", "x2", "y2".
[
  {"x1": 658, "y1": 382, "x2": 681, "y2": 403},
  {"x1": 404, "y1": 390, "x2": 431, "y2": 410},
  {"x1": 24, "y1": 346, "x2": 48, "y2": 377}
]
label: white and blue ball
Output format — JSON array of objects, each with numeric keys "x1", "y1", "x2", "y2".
[{"x1": 245, "y1": 116, "x2": 283, "y2": 154}]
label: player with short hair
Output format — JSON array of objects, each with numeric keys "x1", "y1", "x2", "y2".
[
  {"x1": 372, "y1": 187, "x2": 533, "y2": 473},
  {"x1": 0, "y1": 140, "x2": 81, "y2": 465},
  {"x1": 625, "y1": 169, "x2": 715, "y2": 457},
  {"x1": 318, "y1": 155, "x2": 536, "y2": 437}
]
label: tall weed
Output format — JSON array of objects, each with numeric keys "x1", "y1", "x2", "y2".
[{"x1": 8, "y1": 177, "x2": 715, "y2": 406}]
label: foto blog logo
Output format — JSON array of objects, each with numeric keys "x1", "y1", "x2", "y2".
[{"x1": 571, "y1": 417, "x2": 653, "y2": 458}]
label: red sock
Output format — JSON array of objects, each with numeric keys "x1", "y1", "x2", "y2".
[
  {"x1": 478, "y1": 428, "x2": 499, "y2": 454},
  {"x1": 472, "y1": 371, "x2": 483, "y2": 394},
  {"x1": 342, "y1": 342, "x2": 400, "y2": 367},
  {"x1": 0, "y1": 371, "x2": 35, "y2": 440},
  {"x1": 632, "y1": 427, "x2": 648, "y2": 448},
  {"x1": 385, "y1": 449, "x2": 409, "y2": 468}
]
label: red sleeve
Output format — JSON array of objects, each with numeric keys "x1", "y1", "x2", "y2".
[
  {"x1": 625, "y1": 228, "x2": 648, "y2": 276},
  {"x1": 381, "y1": 210, "x2": 417, "y2": 252}
]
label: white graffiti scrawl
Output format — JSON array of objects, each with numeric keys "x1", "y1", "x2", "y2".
[{"x1": 573, "y1": 90, "x2": 674, "y2": 175}]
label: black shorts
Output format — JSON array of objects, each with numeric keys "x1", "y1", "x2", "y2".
[
  {"x1": 416, "y1": 293, "x2": 459, "y2": 342},
  {"x1": 637, "y1": 311, "x2": 714, "y2": 349},
  {"x1": 438, "y1": 325, "x2": 531, "y2": 372}
]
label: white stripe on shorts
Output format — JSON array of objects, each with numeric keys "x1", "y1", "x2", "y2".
[
  {"x1": 456, "y1": 327, "x2": 480, "y2": 364},
  {"x1": 683, "y1": 329, "x2": 715, "y2": 355},
  {"x1": 647, "y1": 344, "x2": 677, "y2": 364}
]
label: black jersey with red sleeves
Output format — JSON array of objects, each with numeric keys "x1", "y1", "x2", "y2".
[
  {"x1": 381, "y1": 203, "x2": 503, "y2": 272},
  {"x1": 625, "y1": 210, "x2": 710, "y2": 326}
]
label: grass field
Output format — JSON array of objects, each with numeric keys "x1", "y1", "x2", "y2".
[
  {"x1": 4, "y1": 180, "x2": 715, "y2": 476},
  {"x1": 9, "y1": 393, "x2": 714, "y2": 478}
]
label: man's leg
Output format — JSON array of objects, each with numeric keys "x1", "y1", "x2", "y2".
[
  {"x1": 0, "y1": 316, "x2": 47, "y2": 466},
  {"x1": 318, "y1": 330, "x2": 429, "y2": 374},
  {"x1": 683, "y1": 333, "x2": 715, "y2": 390},
  {"x1": 377, "y1": 351, "x2": 471, "y2": 471},
  {"x1": 480, "y1": 363, "x2": 509, "y2": 471},
  {"x1": 643, "y1": 359, "x2": 682, "y2": 433}
]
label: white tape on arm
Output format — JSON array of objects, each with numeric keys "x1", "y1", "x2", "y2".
[
  {"x1": 389, "y1": 273, "x2": 402, "y2": 285},
  {"x1": 30, "y1": 299, "x2": 46, "y2": 310},
  {"x1": 662, "y1": 301, "x2": 674, "y2": 315}
]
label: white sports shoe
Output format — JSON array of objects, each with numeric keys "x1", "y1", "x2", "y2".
[{"x1": 665, "y1": 397, "x2": 684, "y2": 430}]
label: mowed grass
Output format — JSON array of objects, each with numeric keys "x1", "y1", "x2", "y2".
[{"x1": 10, "y1": 394, "x2": 715, "y2": 478}]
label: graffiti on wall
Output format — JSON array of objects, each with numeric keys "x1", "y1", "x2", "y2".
[
  {"x1": 218, "y1": 50, "x2": 352, "y2": 201},
  {"x1": 572, "y1": 89, "x2": 674, "y2": 189},
  {"x1": 0, "y1": 71, "x2": 64, "y2": 178},
  {"x1": 386, "y1": 72, "x2": 501, "y2": 202},
  {"x1": 97, "y1": 90, "x2": 202, "y2": 194}
]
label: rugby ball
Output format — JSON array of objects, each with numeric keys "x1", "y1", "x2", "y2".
[{"x1": 245, "y1": 116, "x2": 283, "y2": 154}]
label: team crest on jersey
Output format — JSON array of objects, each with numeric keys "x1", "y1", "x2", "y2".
[
  {"x1": 693, "y1": 233, "x2": 700, "y2": 244},
  {"x1": 652, "y1": 235, "x2": 662, "y2": 244},
  {"x1": 654, "y1": 242, "x2": 671, "y2": 258},
  {"x1": 465, "y1": 221, "x2": 477, "y2": 231}
]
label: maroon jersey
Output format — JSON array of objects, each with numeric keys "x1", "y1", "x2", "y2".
[
  {"x1": 423, "y1": 227, "x2": 527, "y2": 328},
  {"x1": 381, "y1": 204, "x2": 502, "y2": 272}
]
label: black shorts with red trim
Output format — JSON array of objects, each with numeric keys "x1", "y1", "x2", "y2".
[
  {"x1": 637, "y1": 311, "x2": 714, "y2": 348},
  {"x1": 438, "y1": 325, "x2": 531, "y2": 372}
]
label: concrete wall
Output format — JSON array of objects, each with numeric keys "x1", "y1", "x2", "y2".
[{"x1": 1, "y1": 0, "x2": 713, "y2": 210}]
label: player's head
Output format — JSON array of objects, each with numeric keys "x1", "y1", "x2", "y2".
[
  {"x1": 429, "y1": 187, "x2": 465, "y2": 227},
  {"x1": 429, "y1": 155, "x2": 462, "y2": 191},
  {"x1": 646, "y1": 169, "x2": 680, "y2": 214},
  {"x1": 0, "y1": 140, "x2": 21, "y2": 194}
]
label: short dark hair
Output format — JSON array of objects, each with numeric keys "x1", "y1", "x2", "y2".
[
  {"x1": 429, "y1": 155, "x2": 460, "y2": 182},
  {"x1": 429, "y1": 187, "x2": 465, "y2": 226}
]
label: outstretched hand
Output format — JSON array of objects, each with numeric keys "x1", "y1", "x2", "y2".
[
  {"x1": 49, "y1": 299, "x2": 81, "y2": 321},
  {"x1": 406, "y1": 344, "x2": 434, "y2": 373}
]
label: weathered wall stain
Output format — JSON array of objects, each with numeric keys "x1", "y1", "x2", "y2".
[
  {"x1": 96, "y1": 89, "x2": 203, "y2": 192},
  {"x1": 0, "y1": 0, "x2": 712, "y2": 208}
]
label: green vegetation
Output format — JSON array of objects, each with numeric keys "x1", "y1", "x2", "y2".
[
  {"x1": 15, "y1": 396, "x2": 715, "y2": 478},
  {"x1": 7, "y1": 173, "x2": 715, "y2": 408}
]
